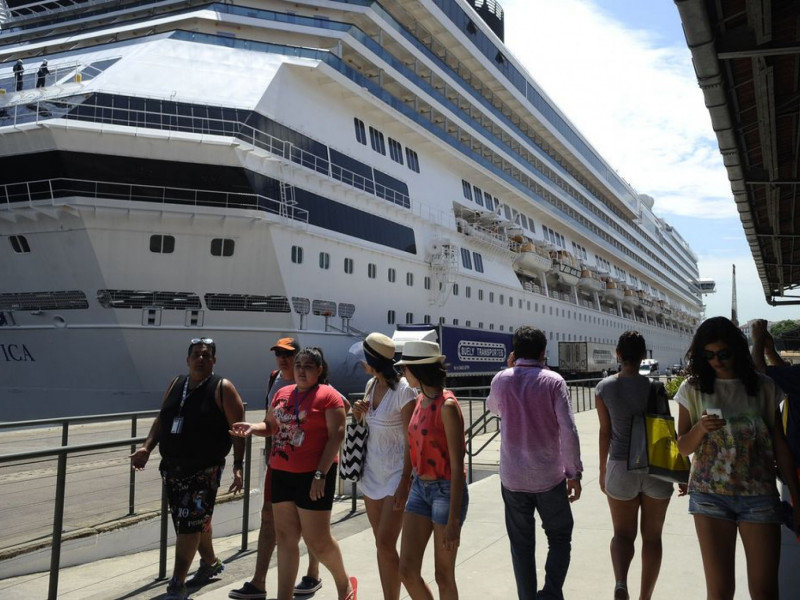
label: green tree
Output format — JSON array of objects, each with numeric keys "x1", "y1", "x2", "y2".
[
  {"x1": 769, "y1": 320, "x2": 800, "y2": 338},
  {"x1": 664, "y1": 376, "x2": 684, "y2": 399}
]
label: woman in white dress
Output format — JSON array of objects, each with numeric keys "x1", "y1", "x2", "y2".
[{"x1": 351, "y1": 333, "x2": 417, "y2": 600}]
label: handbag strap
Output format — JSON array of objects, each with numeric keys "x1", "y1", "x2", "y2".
[
  {"x1": 646, "y1": 380, "x2": 669, "y2": 416},
  {"x1": 353, "y1": 378, "x2": 377, "y2": 424}
]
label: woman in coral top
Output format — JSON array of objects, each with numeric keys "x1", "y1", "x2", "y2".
[{"x1": 395, "y1": 340, "x2": 468, "y2": 600}]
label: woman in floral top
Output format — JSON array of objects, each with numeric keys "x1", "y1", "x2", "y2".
[{"x1": 675, "y1": 317, "x2": 800, "y2": 599}]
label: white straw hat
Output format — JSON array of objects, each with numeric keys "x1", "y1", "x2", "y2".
[{"x1": 395, "y1": 340, "x2": 445, "y2": 365}]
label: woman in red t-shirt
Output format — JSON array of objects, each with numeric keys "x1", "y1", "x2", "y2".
[
  {"x1": 395, "y1": 340, "x2": 468, "y2": 600},
  {"x1": 231, "y1": 348, "x2": 357, "y2": 600}
]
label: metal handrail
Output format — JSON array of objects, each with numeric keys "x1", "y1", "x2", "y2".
[
  {"x1": 0, "y1": 433, "x2": 253, "y2": 600},
  {"x1": 0, "y1": 95, "x2": 412, "y2": 209}
]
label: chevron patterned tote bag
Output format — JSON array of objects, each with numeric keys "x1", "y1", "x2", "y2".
[
  {"x1": 339, "y1": 416, "x2": 369, "y2": 482},
  {"x1": 339, "y1": 379, "x2": 374, "y2": 482}
]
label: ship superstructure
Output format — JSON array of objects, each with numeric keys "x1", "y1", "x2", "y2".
[{"x1": 0, "y1": 0, "x2": 706, "y2": 419}]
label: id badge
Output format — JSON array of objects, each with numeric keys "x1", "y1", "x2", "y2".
[{"x1": 171, "y1": 417, "x2": 184, "y2": 434}]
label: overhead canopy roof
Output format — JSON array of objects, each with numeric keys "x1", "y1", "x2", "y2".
[{"x1": 675, "y1": 0, "x2": 800, "y2": 305}]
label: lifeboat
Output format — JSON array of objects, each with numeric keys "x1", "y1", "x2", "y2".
[
  {"x1": 602, "y1": 278, "x2": 624, "y2": 301},
  {"x1": 637, "y1": 290, "x2": 655, "y2": 311},
  {"x1": 622, "y1": 288, "x2": 640, "y2": 307},
  {"x1": 548, "y1": 250, "x2": 581, "y2": 286},
  {"x1": 577, "y1": 269, "x2": 605, "y2": 292},
  {"x1": 512, "y1": 241, "x2": 552, "y2": 276}
]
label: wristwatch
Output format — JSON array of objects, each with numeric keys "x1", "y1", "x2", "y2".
[{"x1": 314, "y1": 470, "x2": 324, "y2": 480}]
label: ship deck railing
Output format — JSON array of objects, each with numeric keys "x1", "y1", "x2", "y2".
[
  {"x1": 0, "y1": 92, "x2": 426, "y2": 218},
  {"x1": 0, "y1": 177, "x2": 311, "y2": 223}
]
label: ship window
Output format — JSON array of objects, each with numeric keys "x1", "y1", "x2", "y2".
[
  {"x1": 388, "y1": 138, "x2": 404, "y2": 164},
  {"x1": 461, "y1": 180, "x2": 472, "y2": 200},
  {"x1": 354, "y1": 118, "x2": 366, "y2": 145},
  {"x1": 406, "y1": 272, "x2": 414, "y2": 286},
  {"x1": 344, "y1": 258, "x2": 354, "y2": 274},
  {"x1": 520, "y1": 215, "x2": 528, "y2": 229},
  {"x1": 527, "y1": 215, "x2": 535, "y2": 232},
  {"x1": 478, "y1": 321, "x2": 484, "y2": 329},
  {"x1": 369, "y1": 127, "x2": 386, "y2": 155},
  {"x1": 466, "y1": 320, "x2": 471, "y2": 327},
  {"x1": 319, "y1": 252, "x2": 330, "y2": 270},
  {"x1": 388, "y1": 268, "x2": 397, "y2": 283},
  {"x1": 424, "y1": 314, "x2": 431, "y2": 324},
  {"x1": 527, "y1": 301, "x2": 531, "y2": 310},
  {"x1": 387, "y1": 310, "x2": 396, "y2": 324},
  {"x1": 405, "y1": 148, "x2": 420, "y2": 173},
  {"x1": 291, "y1": 246, "x2": 304, "y2": 264},
  {"x1": 186, "y1": 310, "x2": 203, "y2": 327},
  {"x1": 466, "y1": 286, "x2": 471, "y2": 298},
  {"x1": 473, "y1": 253, "x2": 484, "y2": 273},
  {"x1": 424, "y1": 276, "x2": 431, "y2": 290},
  {"x1": 453, "y1": 284, "x2": 459, "y2": 296},
  {"x1": 484, "y1": 194, "x2": 494, "y2": 211},
  {"x1": 439, "y1": 316, "x2": 446, "y2": 325},
  {"x1": 453, "y1": 319, "x2": 459, "y2": 326},
  {"x1": 368, "y1": 263, "x2": 377, "y2": 278},
  {"x1": 461, "y1": 248, "x2": 472, "y2": 269},
  {"x1": 499, "y1": 325, "x2": 504, "y2": 331},
  {"x1": 489, "y1": 292, "x2": 495, "y2": 303},
  {"x1": 406, "y1": 312, "x2": 414, "y2": 323},
  {"x1": 472, "y1": 186, "x2": 484, "y2": 207},
  {"x1": 490, "y1": 323, "x2": 495, "y2": 330},
  {"x1": 478, "y1": 289, "x2": 484, "y2": 301},
  {"x1": 503, "y1": 205, "x2": 512, "y2": 220},
  {"x1": 466, "y1": 19, "x2": 477, "y2": 34},
  {"x1": 9, "y1": 235, "x2": 31, "y2": 253},
  {"x1": 150, "y1": 235, "x2": 175, "y2": 253},
  {"x1": 210, "y1": 238, "x2": 235, "y2": 257}
]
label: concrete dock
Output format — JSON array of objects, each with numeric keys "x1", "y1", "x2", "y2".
[{"x1": 1, "y1": 408, "x2": 798, "y2": 599}]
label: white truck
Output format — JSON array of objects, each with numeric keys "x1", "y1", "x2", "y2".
[{"x1": 557, "y1": 341, "x2": 617, "y2": 379}]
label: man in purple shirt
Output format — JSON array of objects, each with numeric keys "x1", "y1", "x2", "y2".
[{"x1": 487, "y1": 326, "x2": 583, "y2": 600}]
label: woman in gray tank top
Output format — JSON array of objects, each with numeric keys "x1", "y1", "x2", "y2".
[{"x1": 594, "y1": 331, "x2": 677, "y2": 600}]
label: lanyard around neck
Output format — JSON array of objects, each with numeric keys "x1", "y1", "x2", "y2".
[
  {"x1": 180, "y1": 374, "x2": 212, "y2": 412},
  {"x1": 293, "y1": 384, "x2": 318, "y2": 424}
]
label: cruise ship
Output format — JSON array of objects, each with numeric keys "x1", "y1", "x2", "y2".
[{"x1": 0, "y1": 0, "x2": 707, "y2": 420}]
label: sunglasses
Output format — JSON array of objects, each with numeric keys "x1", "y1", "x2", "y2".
[
  {"x1": 275, "y1": 350, "x2": 295, "y2": 358},
  {"x1": 701, "y1": 349, "x2": 732, "y2": 361},
  {"x1": 191, "y1": 337, "x2": 214, "y2": 345}
]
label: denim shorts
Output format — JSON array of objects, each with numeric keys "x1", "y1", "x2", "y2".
[
  {"x1": 689, "y1": 492, "x2": 783, "y2": 524},
  {"x1": 405, "y1": 476, "x2": 469, "y2": 525}
]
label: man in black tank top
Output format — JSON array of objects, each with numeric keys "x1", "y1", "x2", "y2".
[{"x1": 130, "y1": 338, "x2": 246, "y2": 600}]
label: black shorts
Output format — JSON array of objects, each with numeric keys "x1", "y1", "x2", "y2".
[
  {"x1": 161, "y1": 464, "x2": 222, "y2": 534},
  {"x1": 271, "y1": 466, "x2": 336, "y2": 511}
]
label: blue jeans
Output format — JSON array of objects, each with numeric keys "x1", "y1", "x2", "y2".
[{"x1": 501, "y1": 480, "x2": 573, "y2": 600}]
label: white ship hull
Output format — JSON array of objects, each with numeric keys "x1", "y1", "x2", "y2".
[{"x1": 0, "y1": 0, "x2": 704, "y2": 420}]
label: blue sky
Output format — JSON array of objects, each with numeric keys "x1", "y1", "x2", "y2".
[{"x1": 499, "y1": 0, "x2": 798, "y2": 325}]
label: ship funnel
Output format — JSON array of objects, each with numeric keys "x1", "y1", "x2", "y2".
[{"x1": 468, "y1": 0, "x2": 505, "y2": 41}]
